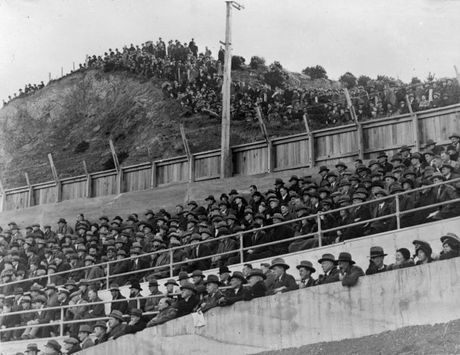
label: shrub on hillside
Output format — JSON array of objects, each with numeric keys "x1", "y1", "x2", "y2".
[
  {"x1": 250, "y1": 56, "x2": 266, "y2": 70},
  {"x1": 264, "y1": 61, "x2": 289, "y2": 89},
  {"x1": 231, "y1": 56, "x2": 246, "y2": 70},
  {"x1": 302, "y1": 65, "x2": 328, "y2": 80}
]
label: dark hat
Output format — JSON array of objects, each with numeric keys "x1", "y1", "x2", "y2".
[
  {"x1": 413, "y1": 240, "x2": 432, "y2": 254},
  {"x1": 203, "y1": 274, "x2": 221, "y2": 286},
  {"x1": 377, "y1": 152, "x2": 388, "y2": 159},
  {"x1": 230, "y1": 271, "x2": 247, "y2": 284},
  {"x1": 109, "y1": 283, "x2": 120, "y2": 291},
  {"x1": 440, "y1": 233, "x2": 460, "y2": 249},
  {"x1": 44, "y1": 340, "x2": 61, "y2": 352},
  {"x1": 180, "y1": 282, "x2": 197, "y2": 293},
  {"x1": 93, "y1": 320, "x2": 107, "y2": 330},
  {"x1": 369, "y1": 246, "x2": 387, "y2": 258},
  {"x1": 78, "y1": 324, "x2": 92, "y2": 333},
  {"x1": 318, "y1": 253, "x2": 336, "y2": 263},
  {"x1": 430, "y1": 172, "x2": 445, "y2": 181},
  {"x1": 247, "y1": 268, "x2": 266, "y2": 280},
  {"x1": 373, "y1": 187, "x2": 388, "y2": 197},
  {"x1": 129, "y1": 281, "x2": 142, "y2": 290},
  {"x1": 25, "y1": 343, "x2": 40, "y2": 352},
  {"x1": 191, "y1": 269, "x2": 204, "y2": 278},
  {"x1": 219, "y1": 266, "x2": 230, "y2": 274},
  {"x1": 130, "y1": 308, "x2": 143, "y2": 317},
  {"x1": 57, "y1": 218, "x2": 67, "y2": 224},
  {"x1": 272, "y1": 213, "x2": 285, "y2": 221},
  {"x1": 336, "y1": 252, "x2": 356, "y2": 264},
  {"x1": 335, "y1": 161, "x2": 347, "y2": 168},
  {"x1": 448, "y1": 132, "x2": 460, "y2": 139},
  {"x1": 178, "y1": 271, "x2": 189, "y2": 281},
  {"x1": 164, "y1": 279, "x2": 179, "y2": 287},
  {"x1": 269, "y1": 257, "x2": 290, "y2": 270},
  {"x1": 205, "y1": 195, "x2": 215, "y2": 201},
  {"x1": 399, "y1": 145, "x2": 411, "y2": 152},
  {"x1": 109, "y1": 310, "x2": 124, "y2": 322},
  {"x1": 229, "y1": 189, "x2": 239, "y2": 195},
  {"x1": 274, "y1": 178, "x2": 284, "y2": 185},
  {"x1": 296, "y1": 260, "x2": 316, "y2": 273},
  {"x1": 289, "y1": 175, "x2": 299, "y2": 182}
]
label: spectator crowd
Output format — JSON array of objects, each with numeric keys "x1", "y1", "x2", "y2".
[
  {"x1": 0, "y1": 132, "x2": 459, "y2": 351},
  {"x1": 3, "y1": 37, "x2": 460, "y2": 131}
]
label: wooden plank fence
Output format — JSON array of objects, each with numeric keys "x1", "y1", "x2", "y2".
[{"x1": 2, "y1": 104, "x2": 460, "y2": 211}]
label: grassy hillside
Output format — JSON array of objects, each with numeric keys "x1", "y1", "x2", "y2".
[{"x1": 0, "y1": 69, "x2": 306, "y2": 188}]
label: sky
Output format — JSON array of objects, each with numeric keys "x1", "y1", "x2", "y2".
[{"x1": 1, "y1": 0, "x2": 460, "y2": 100}]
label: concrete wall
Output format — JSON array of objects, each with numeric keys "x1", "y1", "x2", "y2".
[{"x1": 80, "y1": 256, "x2": 460, "y2": 355}]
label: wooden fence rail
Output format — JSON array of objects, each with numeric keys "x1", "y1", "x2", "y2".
[{"x1": 2, "y1": 104, "x2": 460, "y2": 211}]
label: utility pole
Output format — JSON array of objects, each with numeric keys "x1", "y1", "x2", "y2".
[{"x1": 220, "y1": 1, "x2": 244, "y2": 178}]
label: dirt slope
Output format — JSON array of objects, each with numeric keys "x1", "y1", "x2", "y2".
[{"x1": 0, "y1": 69, "x2": 305, "y2": 188}]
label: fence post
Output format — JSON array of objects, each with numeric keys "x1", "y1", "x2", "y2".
[
  {"x1": 105, "y1": 264, "x2": 110, "y2": 290},
  {"x1": 169, "y1": 249, "x2": 174, "y2": 277},
  {"x1": 0, "y1": 179, "x2": 6, "y2": 212},
  {"x1": 59, "y1": 307, "x2": 64, "y2": 337},
  {"x1": 406, "y1": 95, "x2": 420, "y2": 151},
  {"x1": 109, "y1": 139, "x2": 123, "y2": 194},
  {"x1": 180, "y1": 124, "x2": 194, "y2": 183},
  {"x1": 303, "y1": 114, "x2": 315, "y2": 167},
  {"x1": 82, "y1": 160, "x2": 92, "y2": 198},
  {"x1": 151, "y1": 161, "x2": 157, "y2": 188},
  {"x1": 317, "y1": 212, "x2": 322, "y2": 247},
  {"x1": 395, "y1": 194, "x2": 401, "y2": 230},
  {"x1": 239, "y1": 233, "x2": 244, "y2": 263},
  {"x1": 255, "y1": 106, "x2": 273, "y2": 172},
  {"x1": 345, "y1": 88, "x2": 364, "y2": 160},
  {"x1": 24, "y1": 172, "x2": 34, "y2": 207},
  {"x1": 48, "y1": 153, "x2": 62, "y2": 203}
]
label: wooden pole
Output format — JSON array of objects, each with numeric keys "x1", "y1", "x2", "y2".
[
  {"x1": 345, "y1": 88, "x2": 364, "y2": 160},
  {"x1": 180, "y1": 124, "x2": 194, "y2": 182},
  {"x1": 303, "y1": 114, "x2": 315, "y2": 167},
  {"x1": 48, "y1": 153, "x2": 62, "y2": 202},
  {"x1": 82, "y1": 160, "x2": 92, "y2": 198},
  {"x1": 220, "y1": 1, "x2": 243, "y2": 178},
  {"x1": 0, "y1": 178, "x2": 6, "y2": 212},
  {"x1": 24, "y1": 172, "x2": 34, "y2": 207},
  {"x1": 255, "y1": 106, "x2": 273, "y2": 172},
  {"x1": 406, "y1": 94, "x2": 420, "y2": 151},
  {"x1": 454, "y1": 65, "x2": 460, "y2": 86},
  {"x1": 109, "y1": 140, "x2": 122, "y2": 194}
]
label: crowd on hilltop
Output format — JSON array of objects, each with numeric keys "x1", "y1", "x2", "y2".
[
  {"x1": 3, "y1": 37, "x2": 460, "y2": 131},
  {"x1": 0, "y1": 134, "x2": 459, "y2": 344},
  {"x1": 2, "y1": 82, "x2": 45, "y2": 107}
]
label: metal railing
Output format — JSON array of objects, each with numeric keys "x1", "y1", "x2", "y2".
[{"x1": 1, "y1": 176, "x2": 459, "y2": 291}]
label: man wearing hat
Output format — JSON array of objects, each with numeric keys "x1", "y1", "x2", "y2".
[
  {"x1": 199, "y1": 274, "x2": 224, "y2": 312},
  {"x1": 296, "y1": 260, "x2": 316, "y2": 288},
  {"x1": 125, "y1": 308, "x2": 147, "y2": 335},
  {"x1": 267, "y1": 258, "x2": 298, "y2": 295},
  {"x1": 244, "y1": 268, "x2": 267, "y2": 300},
  {"x1": 63, "y1": 337, "x2": 81, "y2": 354},
  {"x1": 24, "y1": 343, "x2": 40, "y2": 355},
  {"x1": 337, "y1": 252, "x2": 364, "y2": 287},
  {"x1": 57, "y1": 218, "x2": 73, "y2": 235},
  {"x1": 367, "y1": 188, "x2": 395, "y2": 235},
  {"x1": 218, "y1": 266, "x2": 231, "y2": 286},
  {"x1": 316, "y1": 254, "x2": 340, "y2": 285},
  {"x1": 147, "y1": 297, "x2": 178, "y2": 327},
  {"x1": 449, "y1": 132, "x2": 460, "y2": 152},
  {"x1": 93, "y1": 321, "x2": 108, "y2": 345},
  {"x1": 107, "y1": 310, "x2": 127, "y2": 340},
  {"x1": 365, "y1": 247, "x2": 388, "y2": 275},
  {"x1": 270, "y1": 213, "x2": 294, "y2": 256},
  {"x1": 77, "y1": 324, "x2": 94, "y2": 349},
  {"x1": 109, "y1": 284, "x2": 128, "y2": 315},
  {"x1": 219, "y1": 271, "x2": 247, "y2": 306},
  {"x1": 127, "y1": 280, "x2": 146, "y2": 312},
  {"x1": 43, "y1": 339, "x2": 62, "y2": 355},
  {"x1": 431, "y1": 172, "x2": 459, "y2": 219},
  {"x1": 186, "y1": 233, "x2": 212, "y2": 272},
  {"x1": 176, "y1": 282, "x2": 199, "y2": 317},
  {"x1": 439, "y1": 233, "x2": 460, "y2": 260},
  {"x1": 144, "y1": 278, "x2": 163, "y2": 313},
  {"x1": 83, "y1": 255, "x2": 104, "y2": 286}
]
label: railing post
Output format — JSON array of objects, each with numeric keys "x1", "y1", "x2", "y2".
[
  {"x1": 395, "y1": 194, "x2": 401, "y2": 230},
  {"x1": 317, "y1": 212, "x2": 322, "y2": 247},
  {"x1": 406, "y1": 95, "x2": 420, "y2": 151},
  {"x1": 59, "y1": 307, "x2": 64, "y2": 337},
  {"x1": 151, "y1": 161, "x2": 157, "y2": 188},
  {"x1": 239, "y1": 233, "x2": 244, "y2": 263},
  {"x1": 105, "y1": 263, "x2": 110, "y2": 290},
  {"x1": 169, "y1": 249, "x2": 174, "y2": 277}
]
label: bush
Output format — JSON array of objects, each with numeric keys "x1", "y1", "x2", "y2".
[
  {"x1": 264, "y1": 61, "x2": 288, "y2": 89},
  {"x1": 231, "y1": 56, "x2": 246, "y2": 70},
  {"x1": 339, "y1": 72, "x2": 357, "y2": 89},
  {"x1": 250, "y1": 56, "x2": 266, "y2": 70},
  {"x1": 357, "y1": 75, "x2": 371, "y2": 87},
  {"x1": 302, "y1": 65, "x2": 328, "y2": 80}
]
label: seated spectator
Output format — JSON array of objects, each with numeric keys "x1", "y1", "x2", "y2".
[
  {"x1": 439, "y1": 233, "x2": 460, "y2": 260},
  {"x1": 198, "y1": 274, "x2": 224, "y2": 312},
  {"x1": 127, "y1": 280, "x2": 146, "y2": 313},
  {"x1": 296, "y1": 260, "x2": 316, "y2": 288},
  {"x1": 219, "y1": 271, "x2": 247, "y2": 306},
  {"x1": 93, "y1": 321, "x2": 108, "y2": 345},
  {"x1": 125, "y1": 308, "x2": 147, "y2": 334},
  {"x1": 413, "y1": 240, "x2": 433, "y2": 265},
  {"x1": 244, "y1": 268, "x2": 267, "y2": 300},
  {"x1": 87, "y1": 287, "x2": 105, "y2": 319},
  {"x1": 23, "y1": 343, "x2": 40, "y2": 354},
  {"x1": 387, "y1": 248, "x2": 414, "y2": 271},
  {"x1": 42, "y1": 340, "x2": 62, "y2": 355},
  {"x1": 175, "y1": 282, "x2": 199, "y2": 318},
  {"x1": 146, "y1": 297, "x2": 177, "y2": 327},
  {"x1": 337, "y1": 252, "x2": 364, "y2": 287},
  {"x1": 144, "y1": 278, "x2": 163, "y2": 313},
  {"x1": 316, "y1": 253, "x2": 340, "y2": 285},
  {"x1": 63, "y1": 337, "x2": 81, "y2": 354},
  {"x1": 267, "y1": 258, "x2": 298, "y2": 295},
  {"x1": 106, "y1": 310, "x2": 127, "y2": 340},
  {"x1": 77, "y1": 324, "x2": 94, "y2": 349},
  {"x1": 109, "y1": 284, "x2": 128, "y2": 315},
  {"x1": 365, "y1": 247, "x2": 388, "y2": 275}
]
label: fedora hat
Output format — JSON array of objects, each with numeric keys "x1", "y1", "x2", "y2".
[
  {"x1": 269, "y1": 257, "x2": 290, "y2": 270},
  {"x1": 318, "y1": 253, "x2": 335, "y2": 264},
  {"x1": 230, "y1": 271, "x2": 247, "y2": 284},
  {"x1": 164, "y1": 279, "x2": 179, "y2": 287},
  {"x1": 178, "y1": 271, "x2": 189, "y2": 281},
  {"x1": 296, "y1": 260, "x2": 316, "y2": 273},
  {"x1": 78, "y1": 324, "x2": 92, "y2": 333},
  {"x1": 180, "y1": 282, "x2": 197, "y2": 293},
  {"x1": 44, "y1": 340, "x2": 61, "y2": 352},
  {"x1": 109, "y1": 310, "x2": 124, "y2": 322},
  {"x1": 369, "y1": 246, "x2": 387, "y2": 258},
  {"x1": 247, "y1": 268, "x2": 266, "y2": 280},
  {"x1": 93, "y1": 320, "x2": 107, "y2": 330},
  {"x1": 203, "y1": 274, "x2": 221, "y2": 286},
  {"x1": 25, "y1": 343, "x2": 40, "y2": 352},
  {"x1": 191, "y1": 270, "x2": 204, "y2": 278},
  {"x1": 336, "y1": 252, "x2": 356, "y2": 264}
]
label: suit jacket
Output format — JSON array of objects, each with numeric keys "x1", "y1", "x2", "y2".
[
  {"x1": 111, "y1": 294, "x2": 128, "y2": 315},
  {"x1": 175, "y1": 295, "x2": 199, "y2": 318},
  {"x1": 146, "y1": 307, "x2": 177, "y2": 327},
  {"x1": 244, "y1": 280, "x2": 267, "y2": 300},
  {"x1": 199, "y1": 290, "x2": 224, "y2": 312},
  {"x1": 107, "y1": 322, "x2": 127, "y2": 340},
  {"x1": 187, "y1": 244, "x2": 211, "y2": 272},
  {"x1": 125, "y1": 319, "x2": 147, "y2": 334},
  {"x1": 81, "y1": 337, "x2": 95, "y2": 349},
  {"x1": 221, "y1": 286, "x2": 246, "y2": 305},
  {"x1": 341, "y1": 265, "x2": 365, "y2": 287},
  {"x1": 144, "y1": 290, "x2": 163, "y2": 312},
  {"x1": 299, "y1": 276, "x2": 316, "y2": 288},
  {"x1": 317, "y1": 267, "x2": 340, "y2": 285},
  {"x1": 88, "y1": 297, "x2": 106, "y2": 318},
  {"x1": 268, "y1": 273, "x2": 299, "y2": 294},
  {"x1": 365, "y1": 262, "x2": 388, "y2": 276}
]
